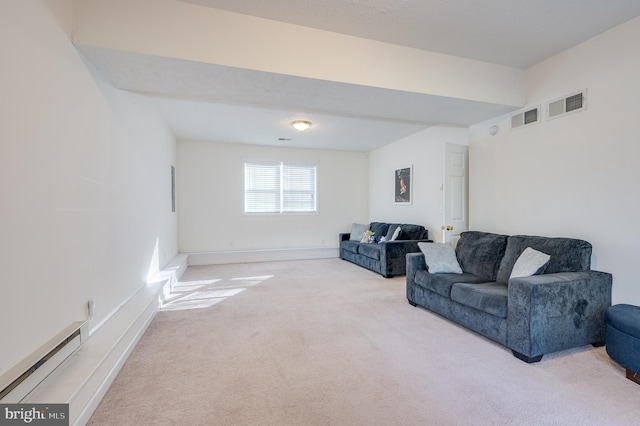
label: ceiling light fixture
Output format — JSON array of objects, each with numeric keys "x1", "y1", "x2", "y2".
[{"x1": 291, "y1": 120, "x2": 312, "y2": 132}]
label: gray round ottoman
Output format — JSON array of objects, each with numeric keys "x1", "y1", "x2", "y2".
[{"x1": 606, "y1": 304, "x2": 640, "y2": 385}]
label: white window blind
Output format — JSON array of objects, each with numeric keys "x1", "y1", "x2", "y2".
[
  {"x1": 244, "y1": 161, "x2": 281, "y2": 213},
  {"x1": 244, "y1": 161, "x2": 317, "y2": 214}
]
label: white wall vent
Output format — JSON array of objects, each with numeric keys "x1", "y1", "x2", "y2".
[
  {"x1": 547, "y1": 89, "x2": 587, "y2": 120},
  {"x1": 510, "y1": 106, "x2": 540, "y2": 130}
]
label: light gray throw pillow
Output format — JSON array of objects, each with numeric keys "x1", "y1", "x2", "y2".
[
  {"x1": 349, "y1": 223, "x2": 368, "y2": 241},
  {"x1": 418, "y1": 242, "x2": 462, "y2": 274},
  {"x1": 390, "y1": 226, "x2": 402, "y2": 241},
  {"x1": 510, "y1": 247, "x2": 551, "y2": 278}
]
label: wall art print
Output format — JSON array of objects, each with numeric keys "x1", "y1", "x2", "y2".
[{"x1": 394, "y1": 165, "x2": 412, "y2": 204}]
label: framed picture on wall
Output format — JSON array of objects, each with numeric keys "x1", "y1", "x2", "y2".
[{"x1": 394, "y1": 165, "x2": 412, "y2": 205}]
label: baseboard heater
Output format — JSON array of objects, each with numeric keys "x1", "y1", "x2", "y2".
[{"x1": 0, "y1": 321, "x2": 86, "y2": 403}]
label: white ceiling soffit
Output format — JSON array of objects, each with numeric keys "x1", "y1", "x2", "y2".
[
  {"x1": 79, "y1": 46, "x2": 516, "y2": 151},
  {"x1": 78, "y1": 47, "x2": 515, "y2": 126},
  {"x1": 76, "y1": 1, "x2": 640, "y2": 151},
  {"x1": 180, "y1": 0, "x2": 640, "y2": 69}
]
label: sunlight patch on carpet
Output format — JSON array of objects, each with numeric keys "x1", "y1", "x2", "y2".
[{"x1": 161, "y1": 275, "x2": 274, "y2": 311}]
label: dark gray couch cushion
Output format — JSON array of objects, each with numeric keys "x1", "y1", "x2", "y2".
[
  {"x1": 451, "y1": 282, "x2": 508, "y2": 318},
  {"x1": 385, "y1": 224, "x2": 401, "y2": 240},
  {"x1": 369, "y1": 222, "x2": 390, "y2": 240},
  {"x1": 414, "y1": 270, "x2": 488, "y2": 298},
  {"x1": 341, "y1": 241, "x2": 360, "y2": 254},
  {"x1": 397, "y1": 224, "x2": 428, "y2": 240},
  {"x1": 455, "y1": 231, "x2": 508, "y2": 281},
  {"x1": 496, "y1": 235, "x2": 592, "y2": 284},
  {"x1": 358, "y1": 243, "x2": 381, "y2": 260}
]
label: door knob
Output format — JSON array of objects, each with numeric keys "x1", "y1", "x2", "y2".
[{"x1": 441, "y1": 225, "x2": 454, "y2": 231}]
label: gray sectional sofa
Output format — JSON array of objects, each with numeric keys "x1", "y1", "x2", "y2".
[
  {"x1": 340, "y1": 222, "x2": 431, "y2": 277},
  {"x1": 406, "y1": 231, "x2": 613, "y2": 363}
]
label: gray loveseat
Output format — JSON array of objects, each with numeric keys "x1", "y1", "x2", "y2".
[
  {"x1": 340, "y1": 222, "x2": 431, "y2": 278},
  {"x1": 406, "y1": 231, "x2": 613, "y2": 363}
]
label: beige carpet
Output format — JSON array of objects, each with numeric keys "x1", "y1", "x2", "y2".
[{"x1": 88, "y1": 258, "x2": 639, "y2": 426}]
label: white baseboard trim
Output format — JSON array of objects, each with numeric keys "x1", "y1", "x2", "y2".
[
  {"x1": 22, "y1": 253, "x2": 188, "y2": 426},
  {"x1": 71, "y1": 286, "x2": 159, "y2": 426},
  {"x1": 186, "y1": 247, "x2": 339, "y2": 266},
  {"x1": 154, "y1": 253, "x2": 188, "y2": 302}
]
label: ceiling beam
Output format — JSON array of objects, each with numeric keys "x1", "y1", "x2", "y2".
[{"x1": 73, "y1": 0, "x2": 524, "y2": 108}]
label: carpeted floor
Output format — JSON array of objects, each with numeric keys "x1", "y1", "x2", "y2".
[{"x1": 88, "y1": 258, "x2": 639, "y2": 425}]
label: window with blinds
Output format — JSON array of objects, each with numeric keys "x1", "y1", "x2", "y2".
[{"x1": 244, "y1": 161, "x2": 317, "y2": 214}]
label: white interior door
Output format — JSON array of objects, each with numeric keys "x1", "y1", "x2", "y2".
[{"x1": 443, "y1": 143, "x2": 468, "y2": 243}]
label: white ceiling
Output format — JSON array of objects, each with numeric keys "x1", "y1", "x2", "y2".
[
  {"x1": 180, "y1": 0, "x2": 640, "y2": 69},
  {"x1": 79, "y1": 1, "x2": 640, "y2": 151}
]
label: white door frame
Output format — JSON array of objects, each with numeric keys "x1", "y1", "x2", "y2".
[{"x1": 442, "y1": 143, "x2": 469, "y2": 243}]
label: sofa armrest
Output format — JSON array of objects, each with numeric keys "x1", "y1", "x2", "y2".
[
  {"x1": 339, "y1": 233, "x2": 351, "y2": 243},
  {"x1": 406, "y1": 252, "x2": 427, "y2": 302},
  {"x1": 406, "y1": 252, "x2": 427, "y2": 282},
  {"x1": 379, "y1": 239, "x2": 430, "y2": 277},
  {"x1": 507, "y1": 270, "x2": 612, "y2": 358}
]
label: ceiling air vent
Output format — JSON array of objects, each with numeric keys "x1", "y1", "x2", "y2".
[
  {"x1": 510, "y1": 106, "x2": 540, "y2": 130},
  {"x1": 547, "y1": 89, "x2": 587, "y2": 120}
]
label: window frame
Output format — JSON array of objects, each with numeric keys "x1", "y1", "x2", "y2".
[{"x1": 243, "y1": 160, "x2": 318, "y2": 215}]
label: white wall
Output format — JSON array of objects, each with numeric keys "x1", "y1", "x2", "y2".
[
  {"x1": 0, "y1": 0, "x2": 177, "y2": 375},
  {"x1": 178, "y1": 140, "x2": 369, "y2": 253},
  {"x1": 469, "y1": 16, "x2": 640, "y2": 305},
  {"x1": 369, "y1": 125, "x2": 469, "y2": 242}
]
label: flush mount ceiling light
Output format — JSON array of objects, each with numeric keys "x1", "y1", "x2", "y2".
[{"x1": 291, "y1": 120, "x2": 312, "y2": 132}]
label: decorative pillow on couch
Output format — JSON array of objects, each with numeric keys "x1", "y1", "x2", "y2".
[
  {"x1": 510, "y1": 247, "x2": 550, "y2": 278},
  {"x1": 349, "y1": 223, "x2": 368, "y2": 241},
  {"x1": 418, "y1": 242, "x2": 463, "y2": 274},
  {"x1": 360, "y1": 230, "x2": 374, "y2": 243},
  {"x1": 385, "y1": 225, "x2": 402, "y2": 241}
]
